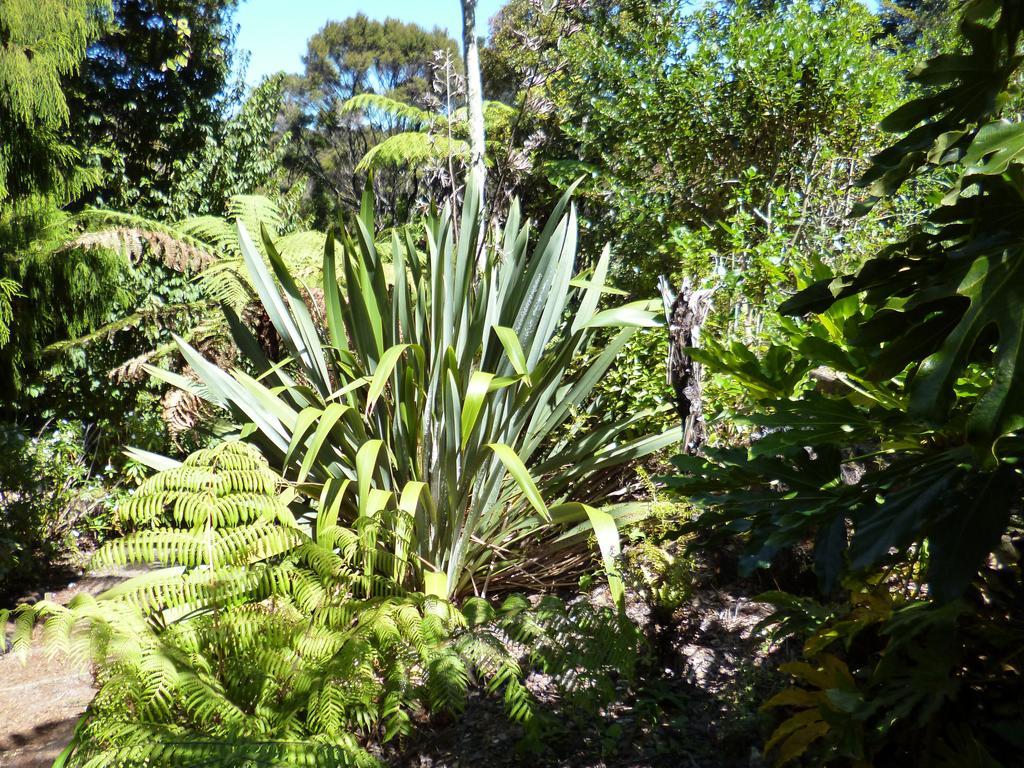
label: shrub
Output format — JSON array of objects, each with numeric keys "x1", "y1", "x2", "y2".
[
  {"x1": 667, "y1": 1, "x2": 1024, "y2": 763},
  {"x1": 0, "y1": 421, "x2": 121, "y2": 595}
]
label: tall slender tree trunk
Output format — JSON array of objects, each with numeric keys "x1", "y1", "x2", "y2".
[{"x1": 461, "y1": 0, "x2": 486, "y2": 206}]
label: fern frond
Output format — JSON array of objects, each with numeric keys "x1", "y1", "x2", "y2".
[
  {"x1": 225, "y1": 195, "x2": 286, "y2": 237},
  {"x1": 356, "y1": 133, "x2": 470, "y2": 173},
  {"x1": 72, "y1": 208, "x2": 218, "y2": 269},
  {"x1": 425, "y1": 648, "x2": 471, "y2": 713},
  {"x1": 274, "y1": 231, "x2": 328, "y2": 281},
  {"x1": 339, "y1": 94, "x2": 436, "y2": 129},
  {"x1": 452, "y1": 100, "x2": 518, "y2": 133},
  {"x1": 177, "y1": 215, "x2": 240, "y2": 256},
  {"x1": 42, "y1": 301, "x2": 212, "y2": 357},
  {"x1": 64, "y1": 226, "x2": 216, "y2": 271},
  {"x1": 74, "y1": 734, "x2": 378, "y2": 768}
]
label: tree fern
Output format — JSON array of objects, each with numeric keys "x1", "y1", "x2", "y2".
[
  {"x1": 70, "y1": 194, "x2": 325, "y2": 315},
  {"x1": 2, "y1": 194, "x2": 331, "y2": 413},
  {"x1": 174, "y1": 194, "x2": 329, "y2": 315},
  {"x1": 356, "y1": 133, "x2": 472, "y2": 174},
  {"x1": 339, "y1": 93, "x2": 437, "y2": 129},
  {"x1": 177, "y1": 195, "x2": 286, "y2": 256},
  {"x1": 340, "y1": 92, "x2": 517, "y2": 174},
  {"x1": 70, "y1": 208, "x2": 218, "y2": 270}
]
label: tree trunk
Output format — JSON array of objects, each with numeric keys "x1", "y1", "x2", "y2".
[
  {"x1": 461, "y1": 0, "x2": 487, "y2": 204},
  {"x1": 659, "y1": 276, "x2": 716, "y2": 453}
]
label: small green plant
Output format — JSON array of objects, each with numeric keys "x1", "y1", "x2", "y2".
[
  {"x1": 622, "y1": 468, "x2": 695, "y2": 614},
  {"x1": 626, "y1": 540, "x2": 694, "y2": 615}
]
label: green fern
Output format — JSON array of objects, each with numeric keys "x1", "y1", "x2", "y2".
[
  {"x1": 177, "y1": 195, "x2": 286, "y2": 257},
  {"x1": 67, "y1": 194, "x2": 325, "y2": 316},
  {"x1": 340, "y1": 93, "x2": 517, "y2": 174},
  {"x1": 339, "y1": 93, "x2": 436, "y2": 129},
  {"x1": 10, "y1": 442, "x2": 634, "y2": 766},
  {"x1": 5, "y1": 195, "x2": 330, "y2": 397},
  {"x1": 356, "y1": 133, "x2": 471, "y2": 174},
  {"x1": 70, "y1": 208, "x2": 218, "y2": 270},
  {"x1": 177, "y1": 195, "x2": 329, "y2": 314}
]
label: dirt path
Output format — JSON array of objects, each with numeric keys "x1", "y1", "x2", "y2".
[{"x1": 0, "y1": 569, "x2": 142, "y2": 768}]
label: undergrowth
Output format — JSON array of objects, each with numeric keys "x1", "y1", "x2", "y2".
[{"x1": 4, "y1": 441, "x2": 640, "y2": 767}]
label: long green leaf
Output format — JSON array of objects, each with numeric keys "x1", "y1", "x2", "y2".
[
  {"x1": 461, "y1": 372, "x2": 494, "y2": 448},
  {"x1": 356, "y1": 440, "x2": 384, "y2": 517},
  {"x1": 583, "y1": 505, "x2": 624, "y2": 608},
  {"x1": 486, "y1": 443, "x2": 550, "y2": 521},
  {"x1": 583, "y1": 300, "x2": 663, "y2": 329},
  {"x1": 493, "y1": 326, "x2": 529, "y2": 378},
  {"x1": 365, "y1": 344, "x2": 413, "y2": 415},
  {"x1": 297, "y1": 403, "x2": 351, "y2": 483}
]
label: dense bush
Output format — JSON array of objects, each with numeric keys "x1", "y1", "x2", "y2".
[
  {"x1": 485, "y1": 0, "x2": 907, "y2": 295},
  {"x1": 0, "y1": 421, "x2": 123, "y2": 596},
  {"x1": 669, "y1": 1, "x2": 1024, "y2": 763}
]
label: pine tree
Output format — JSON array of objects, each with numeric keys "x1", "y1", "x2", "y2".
[
  {"x1": 0, "y1": 0, "x2": 109, "y2": 205},
  {"x1": 0, "y1": 0, "x2": 109, "y2": 353}
]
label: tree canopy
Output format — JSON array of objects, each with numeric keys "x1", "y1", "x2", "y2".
[
  {"x1": 278, "y1": 14, "x2": 461, "y2": 224},
  {"x1": 65, "y1": 0, "x2": 240, "y2": 214}
]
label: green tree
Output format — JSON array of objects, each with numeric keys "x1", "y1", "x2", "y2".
[
  {"x1": 65, "y1": 0, "x2": 240, "y2": 215},
  {"x1": 159, "y1": 74, "x2": 292, "y2": 220},
  {"x1": 481, "y1": 0, "x2": 667, "y2": 219},
  {"x1": 484, "y1": 0, "x2": 906, "y2": 297},
  {"x1": 0, "y1": 0, "x2": 282, "y2": 452},
  {"x1": 879, "y1": 0, "x2": 957, "y2": 48},
  {"x1": 0, "y1": 0, "x2": 110, "y2": 356},
  {"x1": 0, "y1": 0, "x2": 109, "y2": 207}
]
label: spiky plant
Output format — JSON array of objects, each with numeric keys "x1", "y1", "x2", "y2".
[
  {"x1": 6, "y1": 441, "x2": 635, "y2": 767},
  {"x1": 157, "y1": 179, "x2": 676, "y2": 598}
]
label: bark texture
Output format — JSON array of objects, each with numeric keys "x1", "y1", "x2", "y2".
[{"x1": 659, "y1": 276, "x2": 715, "y2": 453}]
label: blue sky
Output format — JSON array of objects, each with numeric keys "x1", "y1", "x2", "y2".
[{"x1": 235, "y1": 0, "x2": 506, "y2": 83}]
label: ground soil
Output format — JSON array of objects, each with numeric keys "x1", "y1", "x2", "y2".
[
  {"x1": 388, "y1": 581, "x2": 783, "y2": 768},
  {"x1": 0, "y1": 568, "x2": 142, "y2": 768}
]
